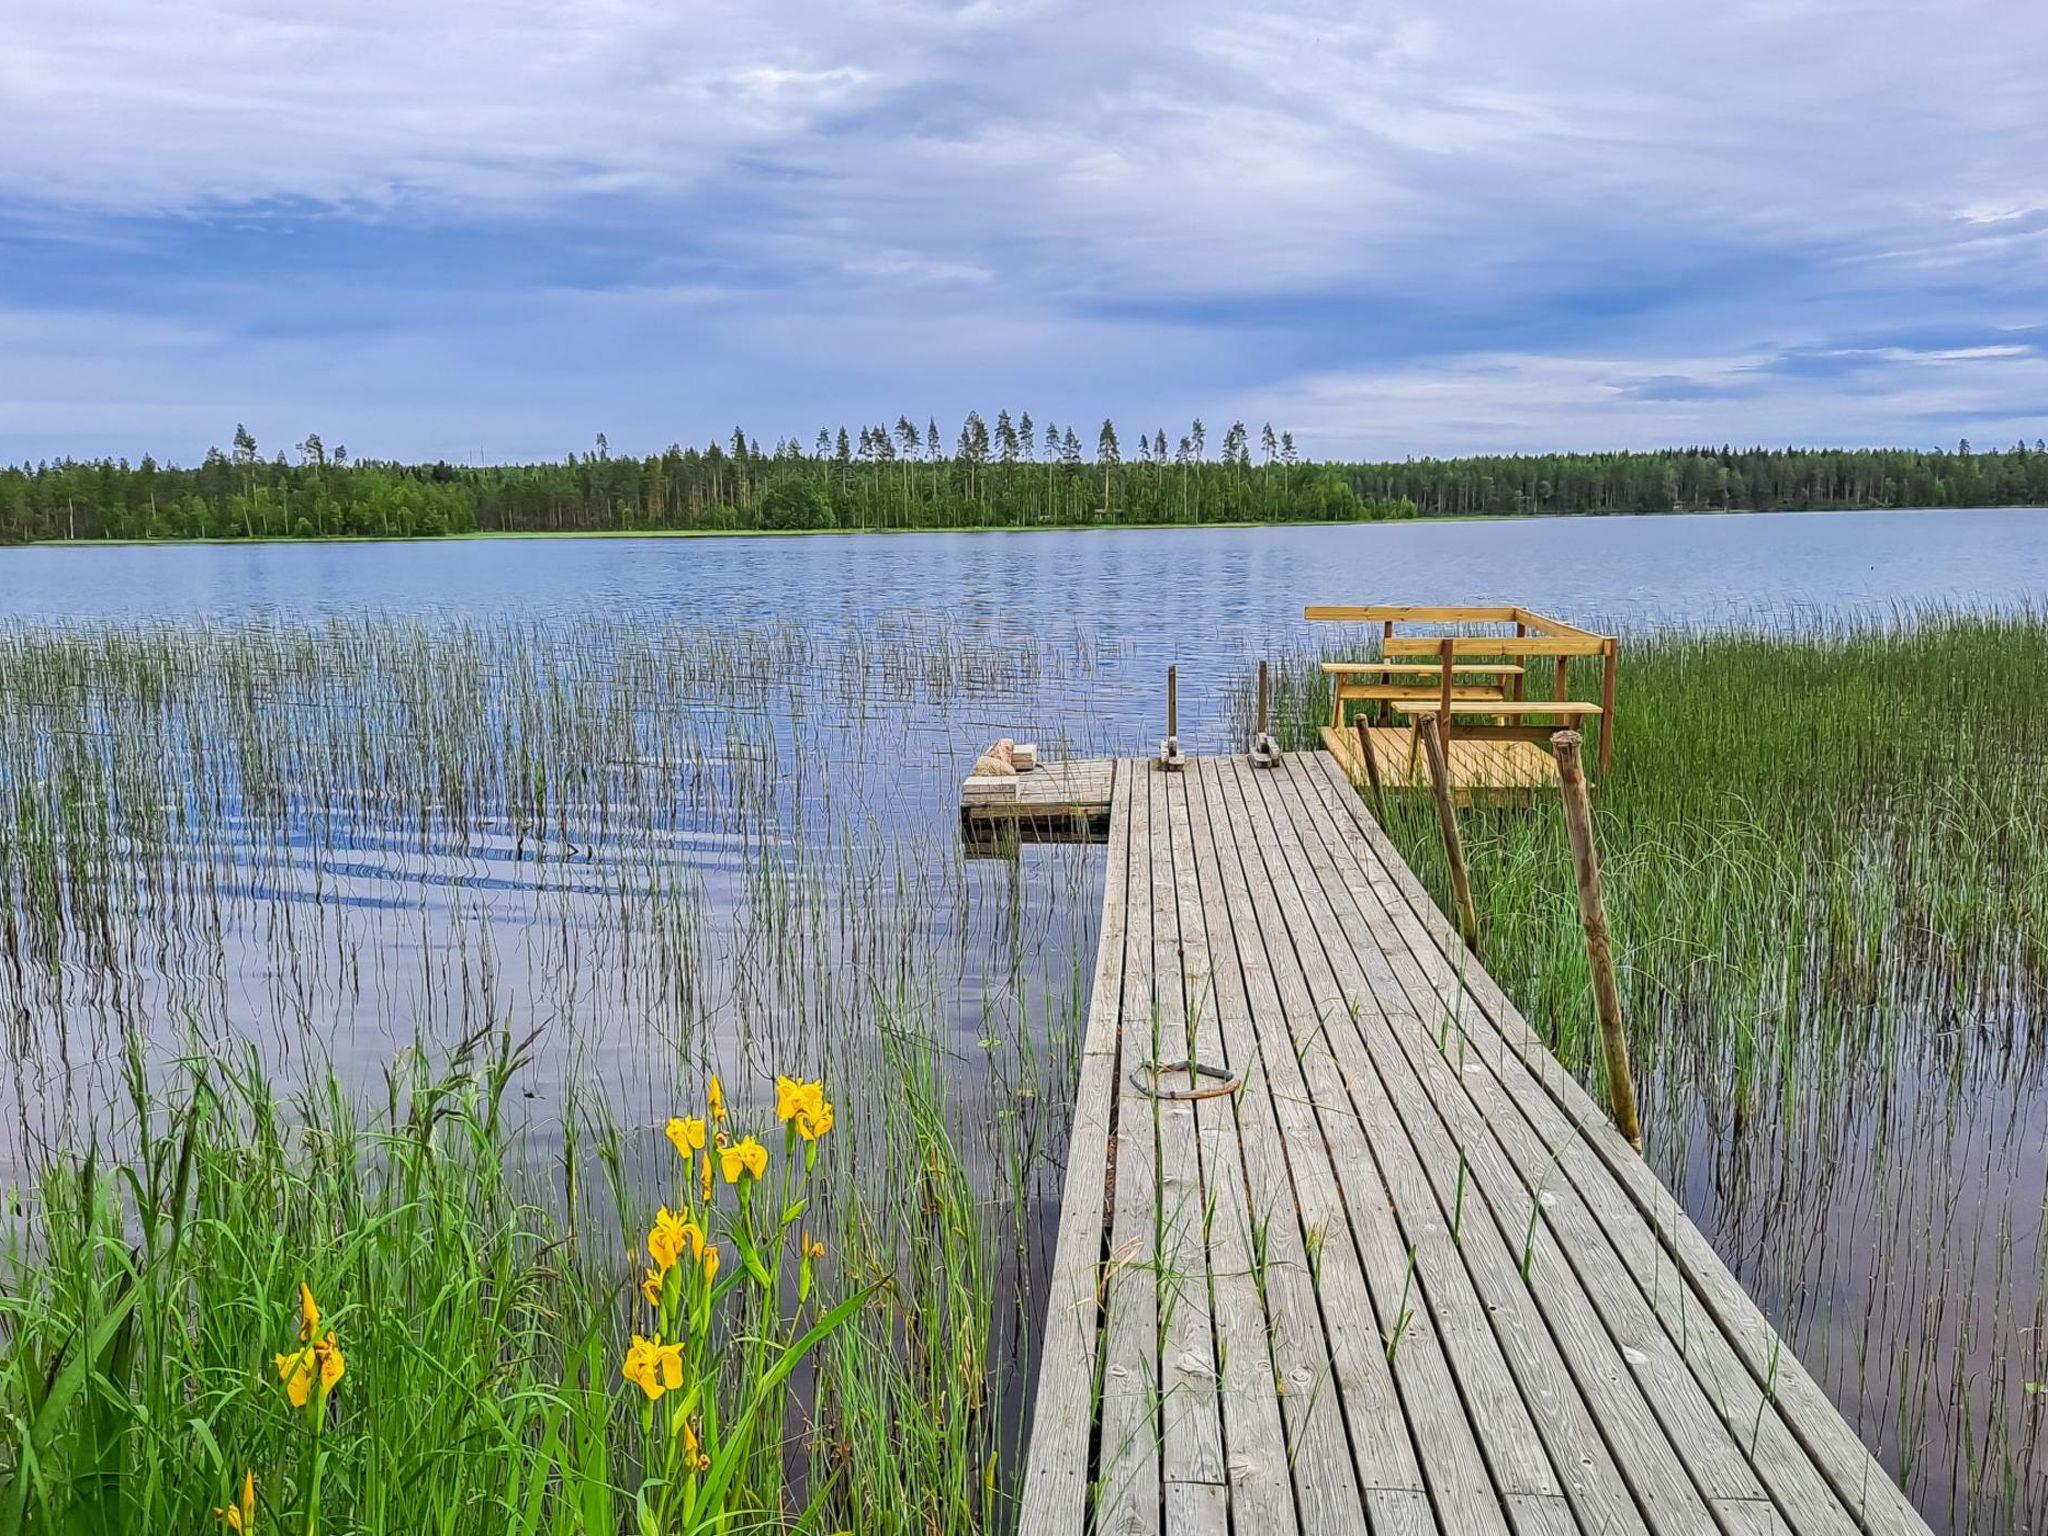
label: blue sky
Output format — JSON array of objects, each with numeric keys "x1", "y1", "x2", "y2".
[{"x1": 3, "y1": 0, "x2": 2046, "y2": 463}]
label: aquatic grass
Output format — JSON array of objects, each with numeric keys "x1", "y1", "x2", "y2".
[{"x1": 0, "y1": 611, "x2": 1108, "y2": 1534}]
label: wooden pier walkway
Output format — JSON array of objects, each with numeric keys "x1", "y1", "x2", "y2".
[{"x1": 1017, "y1": 751, "x2": 1929, "y2": 1536}]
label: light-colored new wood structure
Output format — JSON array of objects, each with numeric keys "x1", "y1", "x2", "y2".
[
  {"x1": 1017, "y1": 751, "x2": 1930, "y2": 1536},
  {"x1": 1309, "y1": 605, "x2": 1618, "y2": 800}
]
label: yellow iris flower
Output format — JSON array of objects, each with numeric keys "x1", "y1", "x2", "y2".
[
  {"x1": 774, "y1": 1076, "x2": 824, "y2": 1123},
  {"x1": 795, "y1": 1097, "x2": 834, "y2": 1141},
  {"x1": 297, "y1": 1282, "x2": 320, "y2": 1342},
  {"x1": 648, "y1": 1206, "x2": 697, "y2": 1273},
  {"x1": 699, "y1": 1149, "x2": 713, "y2": 1202},
  {"x1": 640, "y1": 1266, "x2": 665, "y2": 1307},
  {"x1": 701, "y1": 1243, "x2": 720, "y2": 1283},
  {"x1": 621, "y1": 1334, "x2": 685, "y2": 1401},
  {"x1": 665, "y1": 1115, "x2": 707, "y2": 1157},
  {"x1": 214, "y1": 1469, "x2": 255, "y2": 1532},
  {"x1": 719, "y1": 1136, "x2": 768, "y2": 1184},
  {"x1": 275, "y1": 1335, "x2": 344, "y2": 1409},
  {"x1": 706, "y1": 1074, "x2": 727, "y2": 1124}
]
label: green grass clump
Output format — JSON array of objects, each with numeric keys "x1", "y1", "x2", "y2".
[{"x1": 0, "y1": 1033, "x2": 1003, "y2": 1535}]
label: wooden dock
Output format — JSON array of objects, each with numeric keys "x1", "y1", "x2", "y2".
[{"x1": 1017, "y1": 751, "x2": 1929, "y2": 1536}]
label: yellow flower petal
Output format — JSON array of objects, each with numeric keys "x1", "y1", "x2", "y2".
[
  {"x1": 298, "y1": 1281, "x2": 321, "y2": 1342},
  {"x1": 665, "y1": 1115, "x2": 707, "y2": 1156},
  {"x1": 315, "y1": 1336, "x2": 345, "y2": 1396},
  {"x1": 795, "y1": 1098, "x2": 835, "y2": 1142},
  {"x1": 276, "y1": 1347, "x2": 314, "y2": 1409},
  {"x1": 706, "y1": 1074, "x2": 727, "y2": 1124},
  {"x1": 648, "y1": 1206, "x2": 691, "y2": 1272},
  {"x1": 719, "y1": 1135, "x2": 768, "y2": 1183},
  {"x1": 774, "y1": 1076, "x2": 804, "y2": 1123}
]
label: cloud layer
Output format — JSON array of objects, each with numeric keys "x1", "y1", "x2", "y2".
[{"x1": 4, "y1": 0, "x2": 2046, "y2": 460}]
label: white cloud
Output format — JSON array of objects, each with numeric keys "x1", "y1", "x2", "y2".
[
  {"x1": 1252, "y1": 341, "x2": 2048, "y2": 458},
  {"x1": 3, "y1": 0, "x2": 2048, "y2": 457}
]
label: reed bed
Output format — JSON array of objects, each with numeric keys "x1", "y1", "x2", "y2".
[
  {"x1": 0, "y1": 614, "x2": 1109, "y2": 1533},
  {"x1": 1260, "y1": 607, "x2": 2048, "y2": 1533}
]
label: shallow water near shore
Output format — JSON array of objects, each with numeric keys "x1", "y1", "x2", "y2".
[{"x1": 3, "y1": 504, "x2": 2046, "y2": 1532}]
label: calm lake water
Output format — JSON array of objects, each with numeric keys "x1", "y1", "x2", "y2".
[
  {"x1": 4, "y1": 504, "x2": 2046, "y2": 1534},
  {"x1": 8, "y1": 504, "x2": 2047, "y2": 746}
]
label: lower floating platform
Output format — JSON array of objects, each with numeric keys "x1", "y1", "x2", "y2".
[
  {"x1": 1321, "y1": 723, "x2": 1560, "y2": 803},
  {"x1": 960, "y1": 757, "x2": 1115, "y2": 854}
]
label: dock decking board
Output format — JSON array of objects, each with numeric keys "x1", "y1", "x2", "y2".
[{"x1": 1016, "y1": 751, "x2": 1930, "y2": 1536}]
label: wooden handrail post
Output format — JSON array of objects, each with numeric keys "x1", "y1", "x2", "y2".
[
  {"x1": 1598, "y1": 638, "x2": 1617, "y2": 772},
  {"x1": 1354, "y1": 717, "x2": 1388, "y2": 821},
  {"x1": 1552, "y1": 729, "x2": 1641, "y2": 1152},
  {"x1": 1160, "y1": 665, "x2": 1185, "y2": 770},
  {"x1": 1415, "y1": 712, "x2": 1479, "y2": 953},
  {"x1": 1436, "y1": 636, "x2": 1455, "y2": 751},
  {"x1": 1252, "y1": 660, "x2": 1280, "y2": 767}
]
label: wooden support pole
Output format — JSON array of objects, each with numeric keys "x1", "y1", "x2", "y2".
[
  {"x1": 1354, "y1": 717, "x2": 1388, "y2": 820},
  {"x1": 1415, "y1": 712, "x2": 1479, "y2": 954},
  {"x1": 1552, "y1": 729, "x2": 1641, "y2": 1152},
  {"x1": 1256, "y1": 659, "x2": 1269, "y2": 738},
  {"x1": 1598, "y1": 638, "x2": 1617, "y2": 773}
]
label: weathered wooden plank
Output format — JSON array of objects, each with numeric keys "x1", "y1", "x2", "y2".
[
  {"x1": 1017, "y1": 762, "x2": 1130, "y2": 1536},
  {"x1": 1159, "y1": 765, "x2": 1299, "y2": 1534},
  {"x1": 1207, "y1": 759, "x2": 1517, "y2": 1533},
  {"x1": 1098, "y1": 764, "x2": 1163, "y2": 1536},
  {"x1": 1184, "y1": 759, "x2": 1426, "y2": 1522},
  {"x1": 1148, "y1": 766, "x2": 1228, "y2": 1521},
  {"x1": 1300, "y1": 750, "x2": 1933, "y2": 1536}
]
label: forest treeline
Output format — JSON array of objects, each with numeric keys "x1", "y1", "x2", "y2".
[{"x1": 4, "y1": 414, "x2": 2046, "y2": 543}]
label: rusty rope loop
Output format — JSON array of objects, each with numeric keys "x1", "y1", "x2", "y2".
[{"x1": 1130, "y1": 1058, "x2": 1243, "y2": 1101}]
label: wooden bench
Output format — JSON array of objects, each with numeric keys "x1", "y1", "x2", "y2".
[{"x1": 1321, "y1": 660, "x2": 1526, "y2": 729}]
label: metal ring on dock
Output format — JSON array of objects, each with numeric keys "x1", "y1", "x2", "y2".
[{"x1": 1130, "y1": 1058, "x2": 1243, "y2": 1101}]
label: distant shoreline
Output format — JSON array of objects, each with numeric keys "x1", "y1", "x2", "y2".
[{"x1": 8, "y1": 500, "x2": 2039, "y2": 552}]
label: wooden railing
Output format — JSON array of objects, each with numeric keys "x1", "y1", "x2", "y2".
[{"x1": 1305, "y1": 603, "x2": 1617, "y2": 770}]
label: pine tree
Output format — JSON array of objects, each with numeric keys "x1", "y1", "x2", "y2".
[
  {"x1": 1261, "y1": 423, "x2": 1278, "y2": 465},
  {"x1": 996, "y1": 409, "x2": 1019, "y2": 466},
  {"x1": 1019, "y1": 412, "x2": 1036, "y2": 461},
  {"x1": 1097, "y1": 419, "x2": 1121, "y2": 514}
]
